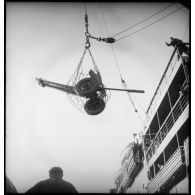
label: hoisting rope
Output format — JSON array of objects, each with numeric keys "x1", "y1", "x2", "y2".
[
  {"x1": 83, "y1": 3, "x2": 101, "y2": 74},
  {"x1": 88, "y1": 48, "x2": 101, "y2": 75},
  {"x1": 182, "y1": 20, "x2": 189, "y2": 41},
  {"x1": 176, "y1": 3, "x2": 189, "y2": 15},
  {"x1": 121, "y1": 79, "x2": 146, "y2": 127},
  {"x1": 84, "y1": 3, "x2": 91, "y2": 49},
  {"x1": 99, "y1": 4, "x2": 147, "y2": 178},
  {"x1": 99, "y1": 2, "x2": 146, "y2": 127},
  {"x1": 71, "y1": 48, "x2": 100, "y2": 83},
  {"x1": 100, "y1": 6, "x2": 147, "y2": 170},
  {"x1": 115, "y1": 6, "x2": 183, "y2": 42},
  {"x1": 68, "y1": 4, "x2": 103, "y2": 101},
  {"x1": 68, "y1": 3, "x2": 90, "y2": 85},
  {"x1": 84, "y1": 2, "x2": 116, "y2": 46},
  {"x1": 68, "y1": 48, "x2": 87, "y2": 86},
  {"x1": 111, "y1": 3, "x2": 175, "y2": 38}
]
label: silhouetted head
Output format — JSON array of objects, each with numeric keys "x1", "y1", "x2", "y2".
[
  {"x1": 49, "y1": 167, "x2": 63, "y2": 181},
  {"x1": 170, "y1": 37, "x2": 174, "y2": 40}
]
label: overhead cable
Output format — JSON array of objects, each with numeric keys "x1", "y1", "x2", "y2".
[
  {"x1": 99, "y1": 2, "x2": 147, "y2": 126},
  {"x1": 115, "y1": 6, "x2": 183, "y2": 42},
  {"x1": 111, "y1": 3, "x2": 175, "y2": 38},
  {"x1": 99, "y1": 2, "x2": 111, "y2": 36},
  {"x1": 132, "y1": 94, "x2": 146, "y2": 116},
  {"x1": 99, "y1": 2, "x2": 123, "y2": 79},
  {"x1": 84, "y1": 2, "x2": 87, "y2": 15},
  {"x1": 122, "y1": 79, "x2": 146, "y2": 127},
  {"x1": 182, "y1": 20, "x2": 189, "y2": 41},
  {"x1": 176, "y1": 3, "x2": 189, "y2": 15}
]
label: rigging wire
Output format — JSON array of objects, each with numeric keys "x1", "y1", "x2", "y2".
[
  {"x1": 99, "y1": 2, "x2": 111, "y2": 36},
  {"x1": 111, "y1": 3, "x2": 175, "y2": 38},
  {"x1": 99, "y1": 2, "x2": 123, "y2": 80},
  {"x1": 128, "y1": 88, "x2": 148, "y2": 125},
  {"x1": 115, "y1": 6, "x2": 183, "y2": 42},
  {"x1": 99, "y1": 3, "x2": 147, "y2": 167},
  {"x1": 107, "y1": 5, "x2": 189, "y2": 176},
  {"x1": 118, "y1": 142, "x2": 133, "y2": 163},
  {"x1": 99, "y1": 2, "x2": 146, "y2": 126},
  {"x1": 84, "y1": 2, "x2": 87, "y2": 15},
  {"x1": 110, "y1": 45, "x2": 123, "y2": 80},
  {"x1": 175, "y1": 3, "x2": 189, "y2": 15},
  {"x1": 132, "y1": 94, "x2": 146, "y2": 116},
  {"x1": 182, "y1": 20, "x2": 189, "y2": 41},
  {"x1": 121, "y1": 79, "x2": 146, "y2": 126}
]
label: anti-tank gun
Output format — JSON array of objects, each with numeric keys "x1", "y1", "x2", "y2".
[
  {"x1": 36, "y1": 9, "x2": 145, "y2": 115},
  {"x1": 36, "y1": 69, "x2": 144, "y2": 115},
  {"x1": 36, "y1": 69, "x2": 107, "y2": 115}
]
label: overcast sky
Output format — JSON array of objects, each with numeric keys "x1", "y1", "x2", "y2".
[{"x1": 5, "y1": 2, "x2": 189, "y2": 193}]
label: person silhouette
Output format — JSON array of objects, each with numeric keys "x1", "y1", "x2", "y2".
[
  {"x1": 165, "y1": 37, "x2": 189, "y2": 59},
  {"x1": 26, "y1": 167, "x2": 78, "y2": 193}
]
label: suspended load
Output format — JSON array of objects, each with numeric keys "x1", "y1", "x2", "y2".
[
  {"x1": 66, "y1": 46, "x2": 110, "y2": 115},
  {"x1": 65, "y1": 9, "x2": 111, "y2": 115},
  {"x1": 36, "y1": 5, "x2": 145, "y2": 115}
]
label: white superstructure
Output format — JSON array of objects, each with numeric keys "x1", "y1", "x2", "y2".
[{"x1": 111, "y1": 43, "x2": 189, "y2": 193}]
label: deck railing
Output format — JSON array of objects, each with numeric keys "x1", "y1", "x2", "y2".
[
  {"x1": 146, "y1": 93, "x2": 189, "y2": 162},
  {"x1": 147, "y1": 146, "x2": 185, "y2": 193},
  {"x1": 146, "y1": 48, "x2": 178, "y2": 118}
]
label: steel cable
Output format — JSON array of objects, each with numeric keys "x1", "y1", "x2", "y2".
[
  {"x1": 115, "y1": 6, "x2": 183, "y2": 42},
  {"x1": 111, "y1": 3, "x2": 175, "y2": 38}
]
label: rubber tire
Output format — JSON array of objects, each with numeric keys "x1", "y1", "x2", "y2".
[
  {"x1": 84, "y1": 98, "x2": 105, "y2": 115},
  {"x1": 75, "y1": 78, "x2": 99, "y2": 97}
]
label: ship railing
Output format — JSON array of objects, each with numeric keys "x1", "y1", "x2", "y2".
[
  {"x1": 127, "y1": 156, "x2": 135, "y2": 175},
  {"x1": 184, "y1": 137, "x2": 189, "y2": 167},
  {"x1": 146, "y1": 48, "x2": 179, "y2": 120},
  {"x1": 116, "y1": 161, "x2": 129, "y2": 188},
  {"x1": 147, "y1": 146, "x2": 185, "y2": 193},
  {"x1": 145, "y1": 93, "x2": 189, "y2": 162},
  {"x1": 118, "y1": 154, "x2": 135, "y2": 188}
]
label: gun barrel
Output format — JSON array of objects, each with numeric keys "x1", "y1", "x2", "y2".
[
  {"x1": 36, "y1": 78, "x2": 77, "y2": 95},
  {"x1": 102, "y1": 87, "x2": 145, "y2": 93}
]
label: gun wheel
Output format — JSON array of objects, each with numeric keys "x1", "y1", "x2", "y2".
[
  {"x1": 75, "y1": 78, "x2": 99, "y2": 97},
  {"x1": 84, "y1": 97, "x2": 105, "y2": 115}
]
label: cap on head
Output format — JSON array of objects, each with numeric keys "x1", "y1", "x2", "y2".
[{"x1": 49, "y1": 167, "x2": 63, "y2": 176}]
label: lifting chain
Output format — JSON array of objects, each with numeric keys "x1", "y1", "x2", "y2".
[
  {"x1": 85, "y1": 34, "x2": 91, "y2": 49},
  {"x1": 85, "y1": 14, "x2": 91, "y2": 49},
  {"x1": 84, "y1": 13, "x2": 115, "y2": 49}
]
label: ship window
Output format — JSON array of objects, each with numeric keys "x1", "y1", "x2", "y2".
[
  {"x1": 177, "y1": 118, "x2": 189, "y2": 146},
  {"x1": 144, "y1": 134, "x2": 151, "y2": 151},
  {"x1": 149, "y1": 114, "x2": 159, "y2": 138},
  {"x1": 168, "y1": 65, "x2": 186, "y2": 107},
  {"x1": 138, "y1": 144, "x2": 144, "y2": 162},
  {"x1": 144, "y1": 135, "x2": 150, "y2": 147},
  {"x1": 164, "y1": 135, "x2": 178, "y2": 162},
  {"x1": 149, "y1": 165, "x2": 154, "y2": 179},
  {"x1": 157, "y1": 93, "x2": 171, "y2": 127},
  {"x1": 145, "y1": 128, "x2": 151, "y2": 139},
  {"x1": 144, "y1": 128, "x2": 152, "y2": 150},
  {"x1": 146, "y1": 148, "x2": 152, "y2": 162},
  {"x1": 154, "y1": 153, "x2": 164, "y2": 175},
  {"x1": 127, "y1": 151, "x2": 134, "y2": 174}
]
